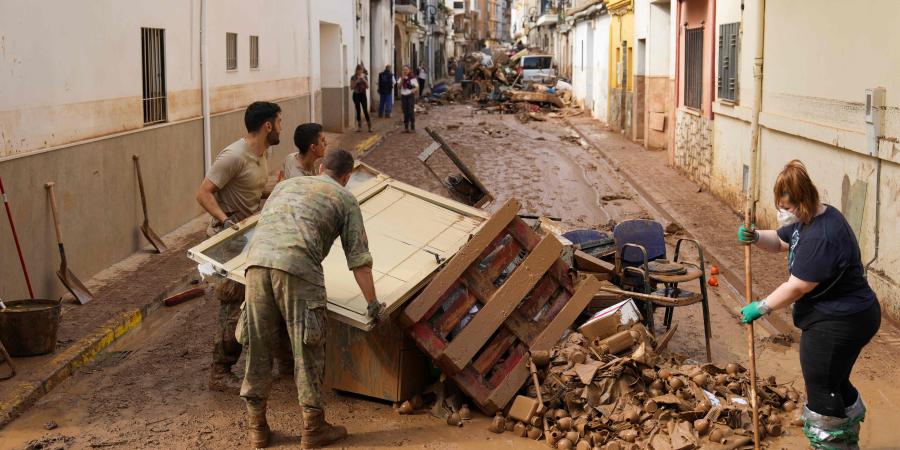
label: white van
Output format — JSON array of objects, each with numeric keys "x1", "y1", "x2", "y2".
[{"x1": 517, "y1": 55, "x2": 555, "y2": 82}]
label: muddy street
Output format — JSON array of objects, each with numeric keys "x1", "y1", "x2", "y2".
[{"x1": 2, "y1": 104, "x2": 899, "y2": 449}]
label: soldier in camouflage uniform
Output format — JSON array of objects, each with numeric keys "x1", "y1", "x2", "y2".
[{"x1": 240, "y1": 149, "x2": 385, "y2": 449}]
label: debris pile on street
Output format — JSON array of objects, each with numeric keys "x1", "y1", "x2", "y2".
[{"x1": 485, "y1": 326, "x2": 803, "y2": 449}]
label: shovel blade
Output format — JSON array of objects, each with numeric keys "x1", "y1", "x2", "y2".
[
  {"x1": 141, "y1": 223, "x2": 168, "y2": 253},
  {"x1": 57, "y1": 268, "x2": 94, "y2": 305}
]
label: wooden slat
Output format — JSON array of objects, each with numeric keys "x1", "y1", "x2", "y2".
[
  {"x1": 486, "y1": 354, "x2": 530, "y2": 412},
  {"x1": 516, "y1": 275, "x2": 559, "y2": 320},
  {"x1": 440, "y1": 235, "x2": 563, "y2": 372},
  {"x1": 574, "y1": 249, "x2": 616, "y2": 274},
  {"x1": 401, "y1": 199, "x2": 520, "y2": 327},
  {"x1": 506, "y1": 217, "x2": 575, "y2": 292},
  {"x1": 471, "y1": 328, "x2": 517, "y2": 375},
  {"x1": 435, "y1": 287, "x2": 479, "y2": 337},
  {"x1": 530, "y1": 276, "x2": 601, "y2": 351},
  {"x1": 408, "y1": 322, "x2": 447, "y2": 360}
]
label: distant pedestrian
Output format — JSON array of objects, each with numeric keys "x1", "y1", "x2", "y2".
[
  {"x1": 377, "y1": 65, "x2": 396, "y2": 118},
  {"x1": 350, "y1": 66, "x2": 371, "y2": 132},
  {"x1": 399, "y1": 65, "x2": 419, "y2": 133},
  {"x1": 417, "y1": 63, "x2": 428, "y2": 98},
  {"x1": 455, "y1": 62, "x2": 464, "y2": 84}
]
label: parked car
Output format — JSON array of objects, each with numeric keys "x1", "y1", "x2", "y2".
[{"x1": 517, "y1": 55, "x2": 555, "y2": 82}]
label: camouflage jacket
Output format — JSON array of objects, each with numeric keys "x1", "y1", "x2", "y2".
[{"x1": 245, "y1": 175, "x2": 372, "y2": 287}]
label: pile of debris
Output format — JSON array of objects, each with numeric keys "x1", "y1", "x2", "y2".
[
  {"x1": 487, "y1": 325, "x2": 802, "y2": 449},
  {"x1": 429, "y1": 50, "x2": 571, "y2": 114}
]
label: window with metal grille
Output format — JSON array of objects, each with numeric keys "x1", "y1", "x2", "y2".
[
  {"x1": 226, "y1": 32, "x2": 237, "y2": 70},
  {"x1": 141, "y1": 27, "x2": 167, "y2": 125},
  {"x1": 717, "y1": 22, "x2": 739, "y2": 102},
  {"x1": 249, "y1": 35, "x2": 259, "y2": 69},
  {"x1": 684, "y1": 27, "x2": 703, "y2": 109}
]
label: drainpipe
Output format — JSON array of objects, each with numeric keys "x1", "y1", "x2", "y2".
[
  {"x1": 307, "y1": 0, "x2": 316, "y2": 121},
  {"x1": 747, "y1": 0, "x2": 765, "y2": 223},
  {"x1": 671, "y1": 0, "x2": 683, "y2": 166},
  {"x1": 200, "y1": 0, "x2": 212, "y2": 173}
]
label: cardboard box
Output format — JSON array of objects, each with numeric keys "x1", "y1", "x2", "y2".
[{"x1": 577, "y1": 299, "x2": 642, "y2": 340}]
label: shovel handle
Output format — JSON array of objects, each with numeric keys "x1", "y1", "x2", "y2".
[
  {"x1": 133, "y1": 155, "x2": 150, "y2": 219},
  {"x1": 45, "y1": 182, "x2": 64, "y2": 245},
  {"x1": 743, "y1": 198, "x2": 761, "y2": 450}
]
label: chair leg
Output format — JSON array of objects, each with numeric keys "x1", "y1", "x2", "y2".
[
  {"x1": 663, "y1": 306, "x2": 674, "y2": 330},
  {"x1": 644, "y1": 301, "x2": 656, "y2": 336},
  {"x1": 701, "y1": 294, "x2": 713, "y2": 363}
]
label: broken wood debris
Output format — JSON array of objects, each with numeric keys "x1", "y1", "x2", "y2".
[{"x1": 489, "y1": 326, "x2": 802, "y2": 449}]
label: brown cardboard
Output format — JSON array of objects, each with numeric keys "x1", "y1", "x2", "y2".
[
  {"x1": 577, "y1": 299, "x2": 642, "y2": 340},
  {"x1": 508, "y1": 395, "x2": 539, "y2": 422}
]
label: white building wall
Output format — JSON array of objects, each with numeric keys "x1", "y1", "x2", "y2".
[
  {"x1": 0, "y1": 0, "x2": 361, "y2": 158},
  {"x1": 571, "y1": 14, "x2": 609, "y2": 123},
  {"x1": 591, "y1": 15, "x2": 611, "y2": 121}
]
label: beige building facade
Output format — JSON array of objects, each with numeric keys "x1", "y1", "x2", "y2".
[{"x1": 710, "y1": 0, "x2": 900, "y2": 319}]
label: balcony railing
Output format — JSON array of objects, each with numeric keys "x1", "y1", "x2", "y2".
[{"x1": 395, "y1": 0, "x2": 418, "y2": 15}]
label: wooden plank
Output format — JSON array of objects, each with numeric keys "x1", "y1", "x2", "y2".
[
  {"x1": 401, "y1": 199, "x2": 520, "y2": 327},
  {"x1": 506, "y1": 217, "x2": 575, "y2": 292},
  {"x1": 574, "y1": 249, "x2": 616, "y2": 274},
  {"x1": 408, "y1": 322, "x2": 448, "y2": 360},
  {"x1": 425, "y1": 127, "x2": 493, "y2": 202},
  {"x1": 440, "y1": 235, "x2": 563, "y2": 372},
  {"x1": 530, "y1": 276, "x2": 602, "y2": 351},
  {"x1": 516, "y1": 275, "x2": 559, "y2": 321},
  {"x1": 485, "y1": 355, "x2": 530, "y2": 413},
  {"x1": 471, "y1": 328, "x2": 517, "y2": 375},
  {"x1": 434, "y1": 286, "x2": 479, "y2": 337}
]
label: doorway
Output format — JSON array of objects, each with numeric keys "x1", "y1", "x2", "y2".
[{"x1": 320, "y1": 22, "x2": 344, "y2": 132}]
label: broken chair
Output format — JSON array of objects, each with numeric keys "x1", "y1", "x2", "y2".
[{"x1": 612, "y1": 219, "x2": 712, "y2": 361}]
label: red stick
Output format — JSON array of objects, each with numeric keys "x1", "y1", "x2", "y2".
[
  {"x1": 0, "y1": 177, "x2": 34, "y2": 298},
  {"x1": 163, "y1": 288, "x2": 205, "y2": 307}
]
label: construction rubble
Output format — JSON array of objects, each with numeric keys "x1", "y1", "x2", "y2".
[{"x1": 428, "y1": 50, "x2": 575, "y2": 119}]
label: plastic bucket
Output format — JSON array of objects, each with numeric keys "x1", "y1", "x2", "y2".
[{"x1": 0, "y1": 299, "x2": 61, "y2": 356}]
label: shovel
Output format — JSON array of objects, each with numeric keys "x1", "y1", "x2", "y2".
[
  {"x1": 45, "y1": 182, "x2": 94, "y2": 305},
  {"x1": 133, "y1": 155, "x2": 167, "y2": 253}
]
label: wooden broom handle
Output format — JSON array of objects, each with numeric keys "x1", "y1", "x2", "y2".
[{"x1": 45, "y1": 182, "x2": 64, "y2": 245}]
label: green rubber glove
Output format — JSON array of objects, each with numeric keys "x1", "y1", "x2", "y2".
[
  {"x1": 741, "y1": 300, "x2": 768, "y2": 324},
  {"x1": 737, "y1": 224, "x2": 758, "y2": 245}
]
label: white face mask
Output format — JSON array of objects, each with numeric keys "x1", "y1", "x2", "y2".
[{"x1": 777, "y1": 208, "x2": 800, "y2": 227}]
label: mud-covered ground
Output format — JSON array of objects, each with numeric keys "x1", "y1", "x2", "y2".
[{"x1": 2, "y1": 104, "x2": 899, "y2": 449}]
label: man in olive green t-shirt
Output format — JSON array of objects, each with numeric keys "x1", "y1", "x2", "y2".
[{"x1": 195, "y1": 101, "x2": 282, "y2": 393}]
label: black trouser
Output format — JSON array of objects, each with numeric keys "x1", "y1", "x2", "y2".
[
  {"x1": 418, "y1": 77, "x2": 426, "y2": 97},
  {"x1": 352, "y1": 92, "x2": 370, "y2": 126},
  {"x1": 401, "y1": 94, "x2": 415, "y2": 130},
  {"x1": 797, "y1": 301, "x2": 881, "y2": 417}
]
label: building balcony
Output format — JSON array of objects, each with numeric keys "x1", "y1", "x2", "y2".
[{"x1": 395, "y1": 0, "x2": 418, "y2": 15}]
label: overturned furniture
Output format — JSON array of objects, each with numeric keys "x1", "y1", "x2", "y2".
[{"x1": 401, "y1": 199, "x2": 601, "y2": 414}]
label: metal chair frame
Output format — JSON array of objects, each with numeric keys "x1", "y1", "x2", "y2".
[{"x1": 613, "y1": 235, "x2": 712, "y2": 362}]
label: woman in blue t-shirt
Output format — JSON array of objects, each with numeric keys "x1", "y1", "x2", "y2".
[{"x1": 737, "y1": 160, "x2": 880, "y2": 450}]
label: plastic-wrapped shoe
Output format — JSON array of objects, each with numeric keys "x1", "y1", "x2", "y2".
[{"x1": 802, "y1": 404, "x2": 861, "y2": 450}]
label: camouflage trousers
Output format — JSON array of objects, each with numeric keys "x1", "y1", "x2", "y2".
[
  {"x1": 240, "y1": 267, "x2": 328, "y2": 409},
  {"x1": 211, "y1": 278, "x2": 245, "y2": 372},
  {"x1": 212, "y1": 277, "x2": 293, "y2": 374}
]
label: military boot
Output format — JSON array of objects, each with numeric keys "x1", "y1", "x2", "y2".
[
  {"x1": 208, "y1": 365, "x2": 241, "y2": 393},
  {"x1": 301, "y1": 407, "x2": 347, "y2": 449},
  {"x1": 246, "y1": 399, "x2": 271, "y2": 448}
]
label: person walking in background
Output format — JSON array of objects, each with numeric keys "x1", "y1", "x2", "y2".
[
  {"x1": 377, "y1": 65, "x2": 395, "y2": 119},
  {"x1": 350, "y1": 65, "x2": 371, "y2": 132},
  {"x1": 417, "y1": 63, "x2": 427, "y2": 98},
  {"x1": 399, "y1": 65, "x2": 418, "y2": 133}
]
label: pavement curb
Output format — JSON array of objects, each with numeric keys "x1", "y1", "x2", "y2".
[
  {"x1": 0, "y1": 270, "x2": 198, "y2": 428},
  {"x1": 354, "y1": 132, "x2": 384, "y2": 156}
]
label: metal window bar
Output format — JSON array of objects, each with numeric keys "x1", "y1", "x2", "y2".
[
  {"x1": 226, "y1": 32, "x2": 237, "y2": 70},
  {"x1": 250, "y1": 35, "x2": 259, "y2": 69},
  {"x1": 141, "y1": 27, "x2": 167, "y2": 125},
  {"x1": 717, "y1": 22, "x2": 739, "y2": 101},
  {"x1": 684, "y1": 27, "x2": 703, "y2": 110}
]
